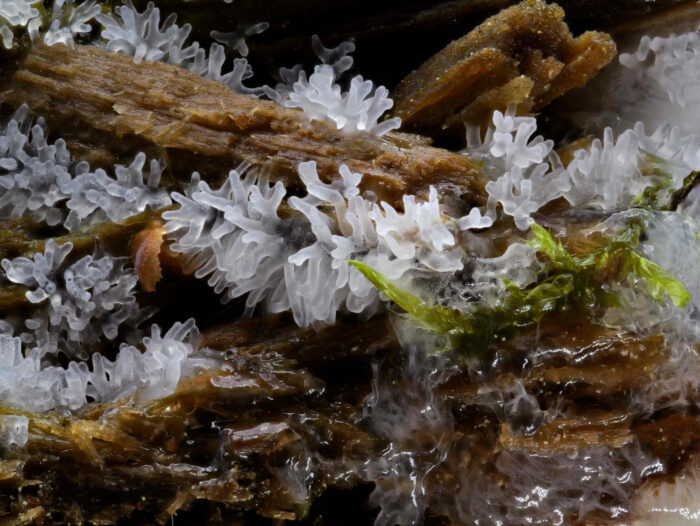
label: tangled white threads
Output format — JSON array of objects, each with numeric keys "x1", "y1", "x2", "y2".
[
  {"x1": 164, "y1": 162, "x2": 463, "y2": 327},
  {"x1": 0, "y1": 415, "x2": 28, "y2": 449}
]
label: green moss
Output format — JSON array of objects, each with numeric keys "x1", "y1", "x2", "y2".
[{"x1": 349, "y1": 218, "x2": 691, "y2": 355}]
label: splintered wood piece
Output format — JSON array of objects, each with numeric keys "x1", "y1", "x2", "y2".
[
  {"x1": 391, "y1": 0, "x2": 616, "y2": 137},
  {"x1": 1, "y1": 43, "x2": 487, "y2": 209},
  {"x1": 499, "y1": 411, "x2": 633, "y2": 453}
]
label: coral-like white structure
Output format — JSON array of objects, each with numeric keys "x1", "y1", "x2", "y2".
[
  {"x1": 164, "y1": 162, "x2": 463, "y2": 327},
  {"x1": 211, "y1": 21, "x2": 269, "y2": 57},
  {"x1": 465, "y1": 110, "x2": 568, "y2": 229},
  {"x1": 1, "y1": 240, "x2": 144, "y2": 360},
  {"x1": 620, "y1": 32, "x2": 700, "y2": 110},
  {"x1": 0, "y1": 319, "x2": 201, "y2": 413},
  {"x1": 471, "y1": 110, "x2": 700, "y2": 230},
  {"x1": 564, "y1": 123, "x2": 699, "y2": 210},
  {"x1": 97, "y1": 1, "x2": 264, "y2": 96},
  {"x1": 465, "y1": 110, "x2": 554, "y2": 176},
  {"x1": 98, "y1": 6, "x2": 396, "y2": 134},
  {"x1": 263, "y1": 35, "x2": 399, "y2": 135},
  {"x1": 265, "y1": 35, "x2": 356, "y2": 104},
  {"x1": 311, "y1": 34, "x2": 356, "y2": 76},
  {"x1": 0, "y1": 0, "x2": 41, "y2": 49},
  {"x1": 0, "y1": 105, "x2": 71, "y2": 226},
  {"x1": 285, "y1": 65, "x2": 401, "y2": 136},
  {"x1": 97, "y1": 0, "x2": 193, "y2": 64},
  {"x1": 43, "y1": 0, "x2": 101, "y2": 46},
  {"x1": 182, "y1": 42, "x2": 264, "y2": 96},
  {"x1": 62, "y1": 152, "x2": 171, "y2": 231},
  {"x1": 0, "y1": 105, "x2": 171, "y2": 231},
  {"x1": 569, "y1": 30, "x2": 700, "y2": 136}
]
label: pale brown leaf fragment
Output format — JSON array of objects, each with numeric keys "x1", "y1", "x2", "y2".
[{"x1": 130, "y1": 220, "x2": 165, "y2": 292}]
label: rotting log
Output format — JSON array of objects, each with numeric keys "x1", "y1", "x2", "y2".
[{"x1": 0, "y1": 43, "x2": 487, "y2": 209}]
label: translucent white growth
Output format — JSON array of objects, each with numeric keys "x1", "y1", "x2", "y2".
[
  {"x1": 0, "y1": 319, "x2": 200, "y2": 413},
  {"x1": 164, "y1": 166, "x2": 290, "y2": 314},
  {"x1": 285, "y1": 64, "x2": 401, "y2": 136},
  {"x1": 457, "y1": 207, "x2": 494, "y2": 230},
  {"x1": 2, "y1": 239, "x2": 73, "y2": 304},
  {"x1": 0, "y1": 105, "x2": 71, "y2": 226},
  {"x1": 467, "y1": 110, "x2": 568, "y2": 230},
  {"x1": 473, "y1": 109, "x2": 700, "y2": 229},
  {"x1": 61, "y1": 152, "x2": 171, "y2": 231},
  {"x1": 437, "y1": 242, "x2": 540, "y2": 313},
  {"x1": 211, "y1": 21, "x2": 269, "y2": 57},
  {"x1": 368, "y1": 187, "x2": 462, "y2": 272},
  {"x1": 563, "y1": 124, "x2": 698, "y2": 210},
  {"x1": 465, "y1": 110, "x2": 554, "y2": 176},
  {"x1": 487, "y1": 162, "x2": 571, "y2": 230},
  {"x1": 311, "y1": 34, "x2": 356, "y2": 76},
  {"x1": 362, "y1": 345, "x2": 456, "y2": 526},
  {"x1": 0, "y1": 0, "x2": 41, "y2": 49},
  {"x1": 165, "y1": 162, "x2": 463, "y2": 326},
  {"x1": 97, "y1": 2, "x2": 264, "y2": 96},
  {"x1": 620, "y1": 32, "x2": 700, "y2": 110},
  {"x1": 2, "y1": 240, "x2": 143, "y2": 360},
  {"x1": 0, "y1": 105, "x2": 169, "y2": 231},
  {"x1": 0, "y1": 415, "x2": 28, "y2": 449},
  {"x1": 181, "y1": 43, "x2": 264, "y2": 97},
  {"x1": 566, "y1": 30, "x2": 700, "y2": 135},
  {"x1": 265, "y1": 35, "x2": 357, "y2": 103},
  {"x1": 481, "y1": 443, "x2": 653, "y2": 524},
  {"x1": 97, "y1": 0, "x2": 194, "y2": 64},
  {"x1": 43, "y1": 0, "x2": 101, "y2": 46}
]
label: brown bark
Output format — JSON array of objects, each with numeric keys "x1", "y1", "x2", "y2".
[{"x1": 0, "y1": 43, "x2": 487, "y2": 209}]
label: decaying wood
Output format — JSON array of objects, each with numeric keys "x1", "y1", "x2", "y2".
[
  {"x1": 201, "y1": 313, "x2": 398, "y2": 368},
  {"x1": 0, "y1": 43, "x2": 487, "y2": 209},
  {"x1": 499, "y1": 411, "x2": 633, "y2": 453},
  {"x1": 390, "y1": 0, "x2": 616, "y2": 138},
  {"x1": 0, "y1": 347, "x2": 382, "y2": 524}
]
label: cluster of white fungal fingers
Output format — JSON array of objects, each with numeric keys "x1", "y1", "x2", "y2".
[
  {"x1": 0, "y1": 0, "x2": 41, "y2": 49},
  {"x1": 283, "y1": 65, "x2": 401, "y2": 136},
  {"x1": 164, "y1": 162, "x2": 463, "y2": 326},
  {"x1": 96, "y1": 1, "x2": 265, "y2": 96},
  {"x1": 43, "y1": 0, "x2": 101, "y2": 46},
  {"x1": 469, "y1": 109, "x2": 700, "y2": 230},
  {"x1": 0, "y1": 105, "x2": 171, "y2": 231},
  {"x1": 0, "y1": 319, "x2": 201, "y2": 413},
  {"x1": 1, "y1": 240, "x2": 144, "y2": 360}
]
